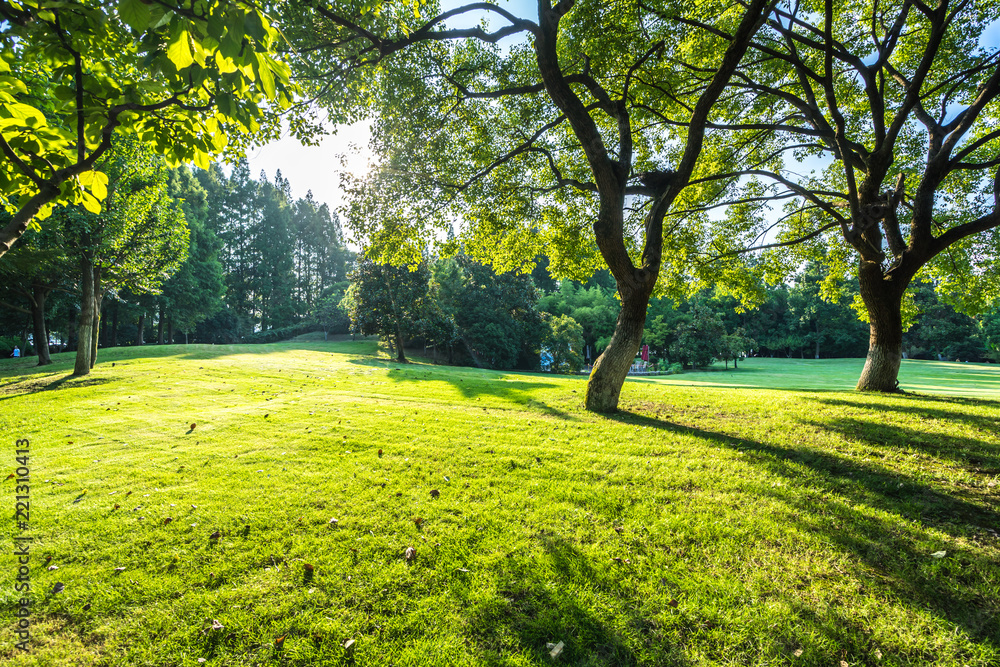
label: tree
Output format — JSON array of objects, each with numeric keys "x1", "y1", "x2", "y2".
[
  {"x1": 343, "y1": 258, "x2": 432, "y2": 362},
  {"x1": 162, "y1": 166, "x2": 225, "y2": 342},
  {"x1": 719, "y1": 327, "x2": 754, "y2": 369},
  {"x1": 0, "y1": 0, "x2": 293, "y2": 260},
  {"x1": 669, "y1": 302, "x2": 726, "y2": 368},
  {"x1": 0, "y1": 219, "x2": 71, "y2": 365},
  {"x1": 545, "y1": 314, "x2": 585, "y2": 373},
  {"x1": 786, "y1": 263, "x2": 869, "y2": 359},
  {"x1": 451, "y1": 255, "x2": 546, "y2": 370},
  {"x1": 686, "y1": 0, "x2": 1000, "y2": 391},
  {"x1": 983, "y1": 307, "x2": 1000, "y2": 363},
  {"x1": 63, "y1": 140, "x2": 188, "y2": 375},
  {"x1": 292, "y1": 0, "x2": 774, "y2": 411},
  {"x1": 904, "y1": 283, "x2": 987, "y2": 361},
  {"x1": 538, "y1": 280, "x2": 618, "y2": 360}
]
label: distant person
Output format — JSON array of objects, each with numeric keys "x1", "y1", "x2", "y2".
[{"x1": 10, "y1": 346, "x2": 20, "y2": 358}]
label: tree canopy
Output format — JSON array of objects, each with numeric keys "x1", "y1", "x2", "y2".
[
  {"x1": 0, "y1": 0, "x2": 293, "y2": 258},
  {"x1": 291, "y1": 0, "x2": 774, "y2": 410},
  {"x1": 680, "y1": 0, "x2": 1000, "y2": 390}
]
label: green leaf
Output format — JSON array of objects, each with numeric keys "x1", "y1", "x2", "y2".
[
  {"x1": 119, "y1": 0, "x2": 151, "y2": 32},
  {"x1": 2, "y1": 102, "x2": 46, "y2": 127},
  {"x1": 256, "y1": 61, "x2": 275, "y2": 98},
  {"x1": 81, "y1": 190, "x2": 102, "y2": 214},
  {"x1": 167, "y1": 28, "x2": 195, "y2": 70},
  {"x1": 79, "y1": 170, "x2": 109, "y2": 200}
]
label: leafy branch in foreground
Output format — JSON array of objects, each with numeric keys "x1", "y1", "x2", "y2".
[{"x1": 0, "y1": 0, "x2": 294, "y2": 259}]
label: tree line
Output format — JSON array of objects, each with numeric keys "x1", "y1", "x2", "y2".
[
  {"x1": 338, "y1": 253, "x2": 1000, "y2": 372},
  {"x1": 0, "y1": 146, "x2": 351, "y2": 374}
]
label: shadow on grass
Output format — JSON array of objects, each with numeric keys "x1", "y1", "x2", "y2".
[
  {"x1": 602, "y1": 408, "x2": 1000, "y2": 649},
  {"x1": 346, "y1": 355, "x2": 582, "y2": 421},
  {"x1": 460, "y1": 533, "x2": 686, "y2": 666},
  {"x1": 810, "y1": 396, "x2": 1000, "y2": 475},
  {"x1": 0, "y1": 372, "x2": 117, "y2": 400}
]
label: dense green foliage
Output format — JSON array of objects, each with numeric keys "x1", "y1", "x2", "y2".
[{"x1": 0, "y1": 0, "x2": 292, "y2": 257}]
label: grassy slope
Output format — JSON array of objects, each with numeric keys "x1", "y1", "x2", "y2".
[{"x1": 0, "y1": 344, "x2": 998, "y2": 666}]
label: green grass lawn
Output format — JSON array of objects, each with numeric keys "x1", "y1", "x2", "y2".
[
  {"x1": 1, "y1": 343, "x2": 998, "y2": 666},
  {"x1": 634, "y1": 357, "x2": 1000, "y2": 398}
]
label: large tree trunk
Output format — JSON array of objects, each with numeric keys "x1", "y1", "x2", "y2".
[
  {"x1": 30, "y1": 281, "x2": 51, "y2": 366},
  {"x1": 74, "y1": 257, "x2": 95, "y2": 376},
  {"x1": 585, "y1": 284, "x2": 654, "y2": 412},
  {"x1": 855, "y1": 261, "x2": 906, "y2": 392},
  {"x1": 89, "y1": 268, "x2": 102, "y2": 369},
  {"x1": 136, "y1": 312, "x2": 146, "y2": 346}
]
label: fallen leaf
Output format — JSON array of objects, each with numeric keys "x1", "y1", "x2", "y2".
[
  {"x1": 4, "y1": 473, "x2": 14, "y2": 481},
  {"x1": 209, "y1": 530, "x2": 221, "y2": 540},
  {"x1": 430, "y1": 489, "x2": 440, "y2": 498},
  {"x1": 112, "y1": 504, "x2": 120, "y2": 510},
  {"x1": 343, "y1": 638, "x2": 356, "y2": 651},
  {"x1": 931, "y1": 550, "x2": 947, "y2": 558},
  {"x1": 548, "y1": 640, "x2": 565, "y2": 659},
  {"x1": 113, "y1": 567, "x2": 126, "y2": 573},
  {"x1": 404, "y1": 546, "x2": 416, "y2": 562},
  {"x1": 190, "y1": 423, "x2": 197, "y2": 431},
  {"x1": 328, "y1": 518, "x2": 338, "y2": 527},
  {"x1": 47, "y1": 565, "x2": 58, "y2": 571},
  {"x1": 274, "y1": 635, "x2": 286, "y2": 648},
  {"x1": 163, "y1": 517, "x2": 173, "y2": 525},
  {"x1": 52, "y1": 582, "x2": 65, "y2": 594},
  {"x1": 793, "y1": 648, "x2": 803, "y2": 657},
  {"x1": 82, "y1": 603, "x2": 91, "y2": 611},
  {"x1": 378, "y1": 448, "x2": 383, "y2": 457},
  {"x1": 667, "y1": 599, "x2": 679, "y2": 608},
  {"x1": 413, "y1": 517, "x2": 424, "y2": 527}
]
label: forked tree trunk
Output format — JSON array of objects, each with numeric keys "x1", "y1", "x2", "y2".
[
  {"x1": 30, "y1": 281, "x2": 51, "y2": 366},
  {"x1": 855, "y1": 261, "x2": 906, "y2": 392},
  {"x1": 74, "y1": 257, "x2": 95, "y2": 376},
  {"x1": 585, "y1": 285, "x2": 654, "y2": 412}
]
